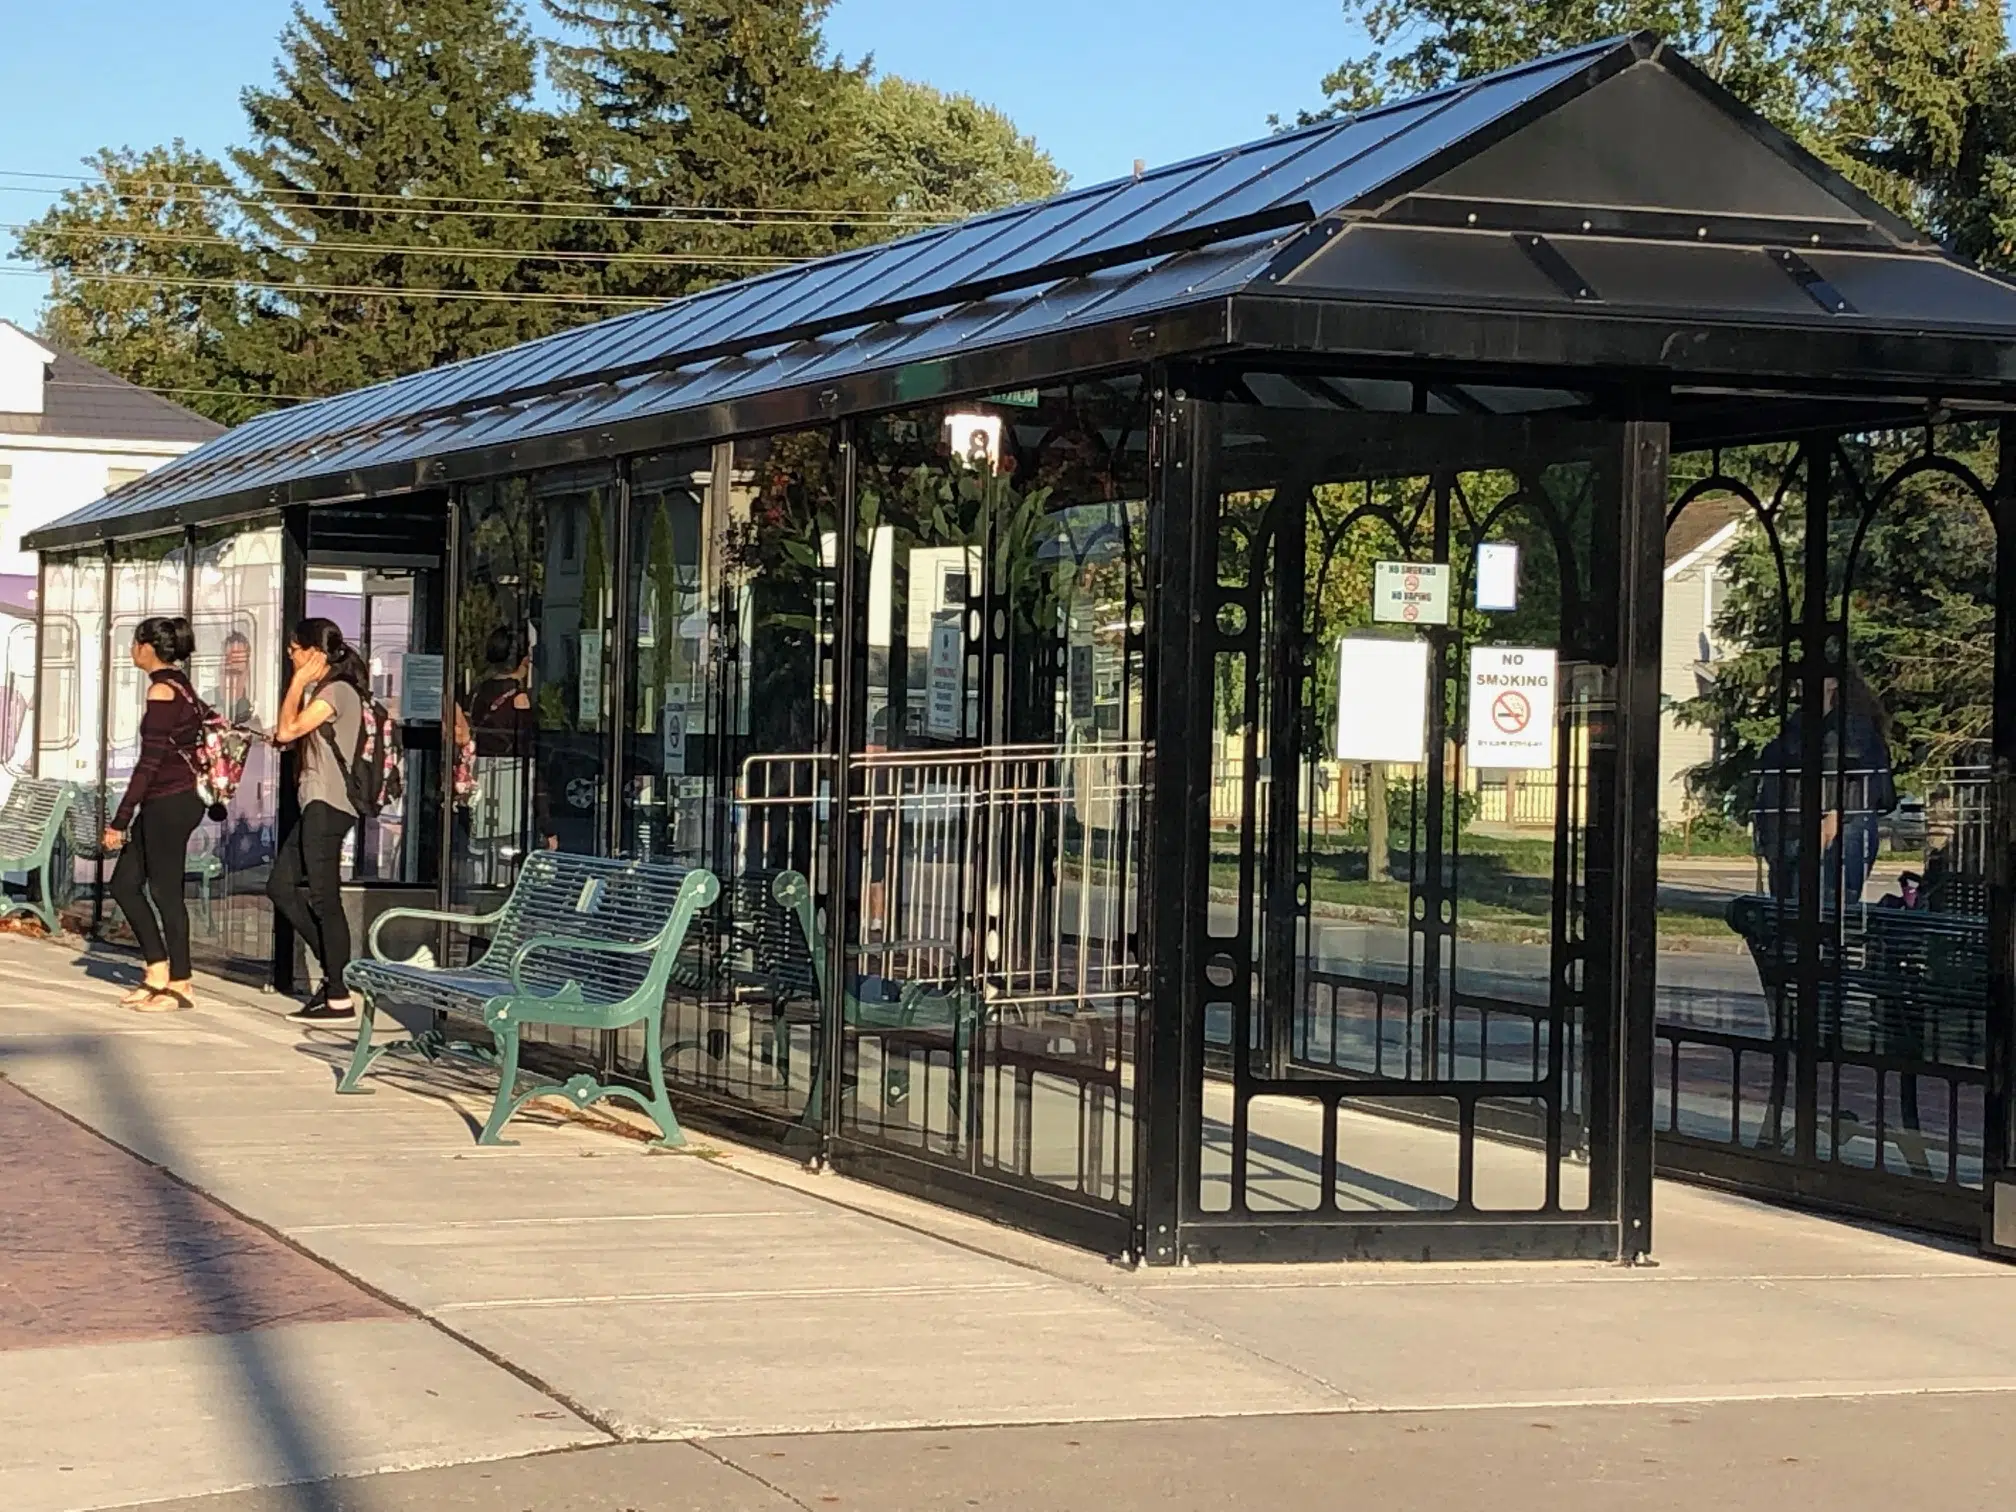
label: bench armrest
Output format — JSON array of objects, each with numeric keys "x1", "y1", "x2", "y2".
[
  {"x1": 507, "y1": 930, "x2": 665, "y2": 995},
  {"x1": 368, "y1": 903, "x2": 510, "y2": 963}
]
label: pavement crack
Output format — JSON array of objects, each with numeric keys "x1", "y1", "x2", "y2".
[{"x1": 690, "y1": 1439, "x2": 821, "y2": 1511}]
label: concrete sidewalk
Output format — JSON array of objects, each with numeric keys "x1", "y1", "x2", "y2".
[{"x1": 3, "y1": 930, "x2": 2016, "y2": 1511}]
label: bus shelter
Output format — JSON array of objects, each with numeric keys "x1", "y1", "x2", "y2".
[{"x1": 28, "y1": 33, "x2": 2016, "y2": 1265}]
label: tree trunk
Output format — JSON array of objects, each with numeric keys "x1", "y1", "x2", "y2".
[{"x1": 1365, "y1": 761, "x2": 1389, "y2": 883}]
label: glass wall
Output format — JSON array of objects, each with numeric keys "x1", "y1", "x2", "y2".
[
  {"x1": 36, "y1": 550, "x2": 108, "y2": 926},
  {"x1": 650, "y1": 431, "x2": 837, "y2": 1132},
  {"x1": 843, "y1": 379, "x2": 1148, "y2": 1216},
  {"x1": 98, "y1": 536, "x2": 188, "y2": 953},
  {"x1": 1655, "y1": 425, "x2": 1998, "y2": 1229},
  {"x1": 453, "y1": 467, "x2": 619, "y2": 909},
  {"x1": 188, "y1": 524, "x2": 283, "y2": 975},
  {"x1": 452, "y1": 467, "x2": 618, "y2": 1060}
]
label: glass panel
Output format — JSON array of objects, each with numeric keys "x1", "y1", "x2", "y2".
[
  {"x1": 187, "y1": 525, "x2": 284, "y2": 975},
  {"x1": 36, "y1": 551, "x2": 107, "y2": 928},
  {"x1": 649, "y1": 430, "x2": 839, "y2": 1128},
  {"x1": 620, "y1": 448, "x2": 713, "y2": 867},
  {"x1": 452, "y1": 468, "x2": 619, "y2": 910},
  {"x1": 1197, "y1": 379, "x2": 1621, "y2": 1220},
  {"x1": 451, "y1": 467, "x2": 618, "y2": 1064},
  {"x1": 102, "y1": 534, "x2": 188, "y2": 959},
  {"x1": 849, "y1": 377, "x2": 1149, "y2": 1208}
]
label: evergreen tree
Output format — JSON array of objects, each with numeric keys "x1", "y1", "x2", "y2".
[
  {"x1": 12, "y1": 145, "x2": 273, "y2": 424},
  {"x1": 233, "y1": 0, "x2": 581, "y2": 397},
  {"x1": 544, "y1": 0, "x2": 891, "y2": 302}
]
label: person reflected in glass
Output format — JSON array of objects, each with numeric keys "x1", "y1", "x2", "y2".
[
  {"x1": 105, "y1": 616, "x2": 207, "y2": 1013},
  {"x1": 1753, "y1": 664, "x2": 1896, "y2": 905},
  {"x1": 218, "y1": 630, "x2": 256, "y2": 727},
  {"x1": 270, "y1": 618, "x2": 368, "y2": 1020},
  {"x1": 466, "y1": 625, "x2": 556, "y2": 872}
]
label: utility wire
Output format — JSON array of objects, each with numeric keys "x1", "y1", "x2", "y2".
[
  {"x1": 47, "y1": 378, "x2": 310, "y2": 404},
  {"x1": 4, "y1": 221, "x2": 809, "y2": 268},
  {"x1": 0, "y1": 264, "x2": 665, "y2": 307},
  {"x1": 0, "y1": 170, "x2": 961, "y2": 227}
]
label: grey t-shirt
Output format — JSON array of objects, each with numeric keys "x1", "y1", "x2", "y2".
[{"x1": 300, "y1": 679, "x2": 363, "y2": 816}]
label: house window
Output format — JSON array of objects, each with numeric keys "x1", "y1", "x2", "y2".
[{"x1": 107, "y1": 466, "x2": 145, "y2": 492}]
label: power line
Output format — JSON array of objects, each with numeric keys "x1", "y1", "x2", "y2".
[
  {"x1": 0, "y1": 264, "x2": 664, "y2": 307},
  {"x1": 4, "y1": 221, "x2": 808, "y2": 268},
  {"x1": 0, "y1": 169, "x2": 962, "y2": 228},
  {"x1": 47, "y1": 378, "x2": 309, "y2": 404}
]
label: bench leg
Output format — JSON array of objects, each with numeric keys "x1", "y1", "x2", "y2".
[
  {"x1": 336, "y1": 995, "x2": 384, "y2": 1095},
  {"x1": 478, "y1": 1026, "x2": 523, "y2": 1146},
  {"x1": 31, "y1": 860, "x2": 56, "y2": 936},
  {"x1": 638, "y1": 1007, "x2": 687, "y2": 1149}
]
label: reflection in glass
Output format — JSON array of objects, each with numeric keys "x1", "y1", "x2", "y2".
[{"x1": 188, "y1": 525, "x2": 283, "y2": 973}]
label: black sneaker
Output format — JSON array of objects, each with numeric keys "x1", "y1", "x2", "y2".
[{"x1": 294, "y1": 998, "x2": 357, "y2": 1021}]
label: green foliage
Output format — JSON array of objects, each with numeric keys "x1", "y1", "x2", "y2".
[
  {"x1": 13, "y1": 145, "x2": 273, "y2": 424},
  {"x1": 13, "y1": 0, "x2": 1061, "y2": 415},
  {"x1": 231, "y1": 0, "x2": 572, "y2": 397},
  {"x1": 850, "y1": 76, "x2": 1067, "y2": 216}
]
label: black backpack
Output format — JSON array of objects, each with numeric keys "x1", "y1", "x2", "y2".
[{"x1": 320, "y1": 690, "x2": 404, "y2": 818}]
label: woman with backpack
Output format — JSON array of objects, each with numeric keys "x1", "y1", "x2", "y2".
[
  {"x1": 104, "y1": 616, "x2": 208, "y2": 1013},
  {"x1": 269, "y1": 617, "x2": 368, "y2": 1021}
]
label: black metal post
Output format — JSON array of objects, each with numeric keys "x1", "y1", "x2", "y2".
[
  {"x1": 601, "y1": 464, "x2": 635, "y2": 1079},
  {"x1": 817, "y1": 420, "x2": 862, "y2": 1163},
  {"x1": 436, "y1": 493, "x2": 462, "y2": 916},
  {"x1": 1136, "y1": 375, "x2": 1209, "y2": 1265},
  {"x1": 1794, "y1": 444, "x2": 1831, "y2": 1163},
  {"x1": 1987, "y1": 419, "x2": 2016, "y2": 1257},
  {"x1": 272, "y1": 505, "x2": 309, "y2": 993},
  {"x1": 1260, "y1": 482, "x2": 1307, "y2": 1080},
  {"x1": 1612, "y1": 418, "x2": 1669, "y2": 1260},
  {"x1": 29, "y1": 552, "x2": 44, "y2": 776},
  {"x1": 92, "y1": 543, "x2": 112, "y2": 935}
]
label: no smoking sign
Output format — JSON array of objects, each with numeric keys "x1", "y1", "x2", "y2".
[
  {"x1": 1467, "y1": 647, "x2": 1557, "y2": 769},
  {"x1": 1373, "y1": 561, "x2": 1451, "y2": 626}
]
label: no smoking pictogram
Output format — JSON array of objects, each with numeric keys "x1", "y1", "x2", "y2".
[{"x1": 1491, "y1": 689, "x2": 1531, "y2": 733}]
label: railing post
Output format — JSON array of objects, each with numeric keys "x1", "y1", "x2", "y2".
[
  {"x1": 1987, "y1": 418, "x2": 2016, "y2": 1256},
  {"x1": 818, "y1": 420, "x2": 861, "y2": 1163}
]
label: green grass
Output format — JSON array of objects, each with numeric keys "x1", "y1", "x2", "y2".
[{"x1": 1210, "y1": 830, "x2": 1743, "y2": 947}]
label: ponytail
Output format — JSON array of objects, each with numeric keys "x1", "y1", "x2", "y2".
[
  {"x1": 291, "y1": 616, "x2": 368, "y2": 692},
  {"x1": 134, "y1": 615, "x2": 194, "y2": 665}
]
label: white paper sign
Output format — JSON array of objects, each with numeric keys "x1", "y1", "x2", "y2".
[
  {"x1": 1467, "y1": 646, "x2": 1557, "y2": 769},
  {"x1": 400, "y1": 653, "x2": 444, "y2": 722},
  {"x1": 1373, "y1": 561, "x2": 1451, "y2": 625},
  {"x1": 926, "y1": 614, "x2": 963, "y2": 738},
  {"x1": 1334, "y1": 637, "x2": 1431, "y2": 765},
  {"x1": 1475, "y1": 542, "x2": 1520, "y2": 611},
  {"x1": 578, "y1": 631, "x2": 604, "y2": 724}
]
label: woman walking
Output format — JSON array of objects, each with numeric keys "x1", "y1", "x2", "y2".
[
  {"x1": 105, "y1": 616, "x2": 207, "y2": 1013},
  {"x1": 269, "y1": 618, "x2": 367, "y2": 1021}
]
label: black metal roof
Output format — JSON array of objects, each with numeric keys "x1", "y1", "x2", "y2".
[{"x1": 32, "y1": 32, "x2": 2016, "y2": 551}]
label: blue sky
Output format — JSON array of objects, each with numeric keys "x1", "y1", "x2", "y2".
[{"x1": 0, "y1": 0, "x2": 1365, "y2": 332}]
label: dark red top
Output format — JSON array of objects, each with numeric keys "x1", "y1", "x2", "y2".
[{"x1": 111, "y1": 669, "x2": 202, "y2": 830}]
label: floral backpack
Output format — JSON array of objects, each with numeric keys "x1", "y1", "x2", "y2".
[{"x1": 168, "y1": 679, "x2": 252, "y2": 818}]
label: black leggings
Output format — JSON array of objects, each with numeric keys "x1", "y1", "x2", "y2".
[
  {"x1": 108, "y1": 789, "x2": 206, "y2": 981},
  {"x1": 267, "y1": 801, "x2": 355, "y2": 990}
]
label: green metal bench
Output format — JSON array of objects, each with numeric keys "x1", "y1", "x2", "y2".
[
  {"x1": 769, "y1": 869, "x2": 981, "y2": 1126},
  {"x1": 0, "y1": 777, "x2": 75, "y2": 933},
  {"x1": 65, "y1": 786, "x2": 225, "y2": 929},
  {"x1": 340, "y1": 852, "x2": 721, "y2": 1147}
]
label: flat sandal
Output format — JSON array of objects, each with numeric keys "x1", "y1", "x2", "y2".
[{"x1": 131, "y1": 988, "x2": 195, "y2": 1014}]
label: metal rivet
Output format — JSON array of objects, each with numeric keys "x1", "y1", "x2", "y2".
[
  {"x1": 1581, "y1": 220, "x2": 1592, "y2": 232},
  {"x1": 1811, "y1": 233, "x2": 1822, "y2": 245},
  {"x1": 1697, "y1": 226, "x2": 1708, "y2": 239},
  {"x1": 1466, "y1": 212, "x2": 1477, "y2": 225}
]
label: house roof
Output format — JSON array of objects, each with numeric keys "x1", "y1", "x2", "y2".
[
  {"x1": 1666, "y1": 493, "x2": 1748, "y2": 566},
  {"x1": 29, "y1": 32, "x2": 2016, "y2": 553},
  {"x1": 0, "y1": 323, "x2": 223, "y2": 447}
]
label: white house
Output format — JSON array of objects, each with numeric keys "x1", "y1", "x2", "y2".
[
  {"x1": 1660, "y1": 495, "x2": 1747, "y2": 822},
  {"x1": 0, "y1": 320, "x2": 220, "y2": 772}
]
